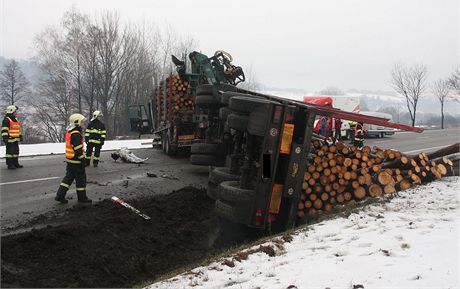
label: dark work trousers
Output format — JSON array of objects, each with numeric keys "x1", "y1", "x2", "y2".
[
  {"x1": 354, "y1": 139, "x2": 364, "y2": 148},
  {"x1": 86, "y1": 143, "x2": 102, "y2": 165},
  {"x1": 56, "y1": 164, "x2": 87, "y2": 200},
  {"x1": 335, "y1": 128, "x2": 341, "y2": 140},
  {"x1": 5, "y1": 142, "x2": 19, "y2": 167}
]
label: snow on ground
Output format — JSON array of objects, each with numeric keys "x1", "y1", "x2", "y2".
[
  {"x1": 0, "y1": 138, "x2": 153, "y2": 158},
  {"x1": 148, "y1": 177, "x2": 460, "y2": 289}
]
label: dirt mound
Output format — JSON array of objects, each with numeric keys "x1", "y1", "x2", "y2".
[{"x1": 1, "y1": 186, "x2": 255, "y2": 288}]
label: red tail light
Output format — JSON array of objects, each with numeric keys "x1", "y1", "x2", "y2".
[{"x1": 254, "y1": 209, "x2": 264, "y2": 226}]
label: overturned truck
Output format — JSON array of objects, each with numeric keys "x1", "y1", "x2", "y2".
[{"x1": 191, "y1": 86, "x2": 430, "y2": 232}]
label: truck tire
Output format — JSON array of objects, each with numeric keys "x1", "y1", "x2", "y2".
[
  {"x1": 214, "y1": 200, "x2": 252, "y2": 224},
  {"x1": 195, "y1": 94, "x2": 219, "y2": 108},
  {"x1": 227, "y1": 113, "x2": 249, "y2": 132},
  {"x1": 190, "y1": 154, "x2": 221, "y2": 166},
  {"x1": 164, "y1": 133, "x2": 177, "y2": 156},
  {"x1": 218, "y1": 181, "x2": 255, "y2": 203},
  {"x1": 197, "y1": 84, "x2": 237, "y2": 96},
  {"x1": 196, "y1": 84, "x2": 214, "y2": 95},
  {"x1": 229, "y1": 96, "x2": 273, "y2": 114},
  {"x1": 209, "y1": 167, "x2": 240, "y2": 185},
  {"x1": 207, "y1": 182, "x2": 219, "y2": 200},
  {"x1": 247, "y1": 107, "x2": 269, "y2": 137},
  {"x1": 219, "y1": 107, "x2": 231, "y2": 121},
  {"x1": 220, "y1": 92, "x2": 252, "y2": 105},
  {"x1": 191, "y1": 143, "x2": 220, "y2": 155}
]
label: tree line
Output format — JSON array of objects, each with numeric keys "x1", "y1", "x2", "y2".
[{"x1": 0, "y1": 9, "x2": 196, "y2": 142}]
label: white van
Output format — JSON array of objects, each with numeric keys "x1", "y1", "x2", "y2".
[{"x1": 359, "y1": 111, "x2": 397, "y2": 138}]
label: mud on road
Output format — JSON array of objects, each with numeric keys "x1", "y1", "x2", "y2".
[{"x1": 1, "y1": 186, "x2": 263, "y2": 288}]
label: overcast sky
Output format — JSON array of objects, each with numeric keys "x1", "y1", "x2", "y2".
[{"x1": 0, "y1": 0, "x2": 458, "y2": 91}]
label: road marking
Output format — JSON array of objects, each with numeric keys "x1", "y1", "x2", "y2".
[
  {"x1": 0, "y1": 176, "x2": 60, "y2": 186},
  {"x1": 403, "y1": 145, "x2": 449, "y2": 154}
]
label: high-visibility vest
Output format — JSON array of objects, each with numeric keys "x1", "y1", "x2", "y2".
[
  {"x1": 7, "y1": 116, "x2": 20, "y2": 140},
  {"x1": 354, "y1": 125, "x2": 364, "y2": 141},
  {"x1": 65, "y1": 130, "x2": 84, "y2": 163}
]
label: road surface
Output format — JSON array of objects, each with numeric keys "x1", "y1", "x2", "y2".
[
  {"x1": 0, "y1": 148, "x2": 208, "y2": 232},
  {"x1": 1, "y1": 128, "x2": 458, "y2": 232}
]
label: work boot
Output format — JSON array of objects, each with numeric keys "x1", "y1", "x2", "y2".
[
  {"x1": 78, "y1": 197, "x2": 92, "y2": 204},
  {"x1": 77, "y1": 191, "x2": 92, "y2": 204},
  {"x1": 54, "y1": 196, "x2": 68, "y2": 204},
  {"x1": 14, "y1": 158, "x2": 23, "y2": 168},
  {"x1": 93, "y1": 161, "x2": 98, "y2": 167}
]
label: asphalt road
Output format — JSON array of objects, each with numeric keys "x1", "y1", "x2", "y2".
[
  {"x1": 0, "y1": 128, "x2": 458, "y2": 232},
  {"x1": 0, "y1": 148, "x2": 209, "y2": 232}
]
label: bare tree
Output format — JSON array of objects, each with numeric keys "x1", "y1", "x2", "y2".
[
  {"x1": 432, "y1": 79, "x2": 450, "y2": 129},
  {"x1": 447, "y1": 65, "x2": 460, "y2": 103},
  {"x1": 390, "y1": 63, "x2": 428, "y2": 126},
  {"x1": 0, "y1": 60, "x2": 30, "y2": 104},
  {"x1": 238, "y1": 65, "x2": 260, "y2": 91}
]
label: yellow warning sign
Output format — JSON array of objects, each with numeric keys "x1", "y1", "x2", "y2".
[
  {"x1": 269, "y1": 183, "x2": 284, "y2": 214},
  {"x1": 280, "y1": 124, "x2": 295, "y2": 154}
]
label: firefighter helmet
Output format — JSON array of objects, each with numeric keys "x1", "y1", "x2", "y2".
[
  {"x1": 69, "y1": 113, "x2": 86, "y2": 128},
  {"x1": 6, "y1": 105, "x2": 18, "y2": 114},
  {"x1": 92, "y1": 110, "x2": 103, "y2": 120}
]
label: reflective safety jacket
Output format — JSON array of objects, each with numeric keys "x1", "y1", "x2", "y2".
[
  {"x1": 65, "y1": 128, "x2": 85, "y2": 164},
  {"x1": 354, "y1": 123, "x2": 365, "y2": 141},
  {"x1": 2, "y1": 114, "x2": 21, "y2": 143},
  {"x1": 85, "y1": 118, "x2": 106, "y2": 145}
]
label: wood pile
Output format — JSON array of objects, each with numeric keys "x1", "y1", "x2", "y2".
[
  {"x1": 170, "y1": 74, "x2": 193, "y2": 113},
  {"x1": 154, "y1": 74, "x2": 193, "y2": 126},
  {"x1": 297, "y1": 139, "x2": 458, "y2": 219}
]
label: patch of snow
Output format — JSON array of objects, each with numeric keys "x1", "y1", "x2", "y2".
[
  {"x1": 0, "y1": 139, "x2": 153, "y2": 158},
  {"x1": 147, "y1": 177, "x2": 460, "y2": 289}
]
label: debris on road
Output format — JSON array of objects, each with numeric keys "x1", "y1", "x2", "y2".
[
  {"x1": 111, "y1": 196, "x2": 151, "y2": 220},
  {"x1": 110, "y1": 147, "x2": 148, "y2": 163}
]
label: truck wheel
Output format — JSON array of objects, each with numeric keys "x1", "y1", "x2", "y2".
[
  {"x1": 196, "y1": 84, "x2": 214, "y2": 95},
  {"x1": 209, "y1": 167, "x2": 240, "y2": 185},
  {"x1": 229, "y1": 96, "x2": 273, "y2": 114},
  {"x1": 214, "y1": 200, "x2": 252, "y2": 225},
  {"x1": 220, "y1": 92, "x2": 252, "y2": 105},
  {"x1": 164, "y1": 133, "x2": 177, "y2": 156},
  {"x1": 219, "y1": 107, "x2": 231, "y2": 121},
  {"x1": 218, "y1": 181, "x2": 255, "y2": 203},
  {"x1": 247, "y1": 107, "x2": 269, "y2": 137},
  {"x1": 191, "y1": 143, "x2": 220, "y2": 155},
  {"x1": 195, "y1": 94, "x2": 219, "y2": 108},
  {"x1": 190, "y1": 154, "x2": 221, "y2": 166},
  {"x1": 197, "y1": 84, "x2": 237, "y2": 96},
  {"x1": 207, "y1": 182, "x2": 219, "y2": 200},
  {"x1": 227, "y1": 113, "x2": 249, "y2": 132}
]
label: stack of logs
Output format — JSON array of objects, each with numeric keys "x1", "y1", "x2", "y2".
[
  {"x1": 297, "y1": 139, "x2": 457, "y2": 219},
  {"x1": 170, "y1": 74, "x2": 193, "y2": 112}
]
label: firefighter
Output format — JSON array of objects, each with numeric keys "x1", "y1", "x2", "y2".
[
  {"x1": 85, "y1": 110, "x2": 106, "y2": 167},
  {"x1": 55, "y1": 113, "x2": 92, "y2": 204},
  {"x1": 2, "y1": 105, "x2": 23, "y2": 169},
  {"x1": 348, "y1": 120, "x2": 357, "y2": 144},
  {"x1": 354, "y1": 122, "x2": 365, "y2": 148}
]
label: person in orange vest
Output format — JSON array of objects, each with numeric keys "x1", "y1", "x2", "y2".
[
  {"x1": 55, "y1": 113, "x2": 92, "y2": 204},
  {"x1": 2, "y1": 105, "x2": 23, "y2": 169}
]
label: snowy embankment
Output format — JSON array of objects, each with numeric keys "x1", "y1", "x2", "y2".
[
  {"x1": 148, "y1": 177, "x2": 460, "y2": 289},
  {"x1": 0, "y1": 139, "x2": 153, "y2": 158}
]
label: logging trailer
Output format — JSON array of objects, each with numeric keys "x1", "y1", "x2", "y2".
[
  {"x1": 129, "y1": 49, "x2": 427, "y2": 231},
  {"x1": 193, "y1": 85, "x2": 424, "y2": 231}
]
